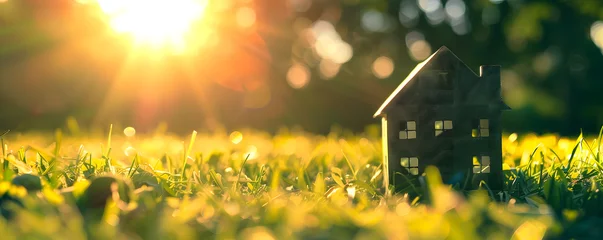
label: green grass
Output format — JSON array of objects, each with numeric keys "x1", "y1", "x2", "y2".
[{"x1": 0, "y1": 126, "x2": 603, "y2": 239}]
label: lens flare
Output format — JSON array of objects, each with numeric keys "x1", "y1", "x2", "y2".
[{"x1": 97, "y1": 0, "x2": 208, "y2": 50}]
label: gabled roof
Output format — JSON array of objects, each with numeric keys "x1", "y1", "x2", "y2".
[
  {"x1": 373, "y1": 46, "x2": 459, "y2": 117},
  {"x1": 373, "y1": 46, "x2": 509, "y2": 118}
]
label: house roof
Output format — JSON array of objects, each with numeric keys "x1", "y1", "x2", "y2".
[{"x1": 373, "y1": 46, "x2": 509, "y2": 118}]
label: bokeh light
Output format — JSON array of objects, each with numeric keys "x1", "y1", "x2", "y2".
[
  {"x1": 532, "y1": 50, "x2": 557, "y2": 76},
  {"x1": 245, "y1": 145, "x2": 258, "y2": 160},
  {"x1": 405, "y1": 31, "x2": 425, "y2": 49},
  {"x1": 361, "y1": 10, "x2": 387, "y2": 32},
  {"x1": 418, "y1": 0, "x2": 442, "y2": 13},
  {"x1": 426, "y1": 8, "x2": 446, "y2": 25},
  {"x1": 290, "y1": 0, "x2": 312, "y2": 13},
  {"x1": 236, "y1": 7, "x2": 256, "y2": 28},
  {"x1": 287, "y1": 63, "x2": 310, "y2": 89},
  {"x1": 501, "y1": 70, "x2": 526, "y2": 108},
  {"x1": 408, "y1": 40, "x2": 432, "y2": 61},
  {"x1": 372, "y1": 56, "x2": 395, "y2": 79},
  {"x1": 230, "y1": 131, "x2": 243, "y2": 144},
  {"x1": 590, "y1": 21, "x2": 603, "y2": 52},
  {"x1": 311, "y1": 20, "x2": 354, "y2": 64},
  {"x1": 398, "y1": 1, "x2": 420, "y2": 27},
  {"x1": 445, "y1": 0, "x2": 466, "y2": 20},
  {"x1": 450, "y1": 17, "x2": 471, "y2": 35},
  {"x1": 124, "y1": 146, "x2": 137, "y2": 157},
  {"x1": 330, "y1": 42, "x2": 353, "y2": 64},
  {"x1": 124, "y1": 127, "x2": 136, "y2": 137},
  {"x1": 240, "y1": 227, "x2": 276, "y2": 240},
  {"x1": 509, "y1": 133, "x2": 518, "y2": 142},
  {"x1": 319, "y1": 59, "x2": 341, "y2": 80}
]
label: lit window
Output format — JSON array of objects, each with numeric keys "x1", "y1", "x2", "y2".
[
  {"x1": 472, "y1": 119, "x2": 489, "y2": 137},
  {"x1": 472, "y1": 156, "x2": 491, "y2": 173},
  {"x1": 401, "y1": 157, "x2": 419, "y2": 175},
  {"x1": 435, "y1": 120, "x2": 453, "y2": 136},
  {"x1": 399, "y1": 121, "x2": 417, "y2": 139}
]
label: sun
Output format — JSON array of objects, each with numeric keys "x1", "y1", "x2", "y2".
[{"x1": 97, "y1": 0, "x2": 209, "y2": 51}]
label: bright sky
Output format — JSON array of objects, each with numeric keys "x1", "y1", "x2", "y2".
[{"x1": 97, "y1": 0, "x2": 209, "y2": 51}]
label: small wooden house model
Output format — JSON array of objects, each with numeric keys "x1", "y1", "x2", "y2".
[{"x1": 374, "y1": 46, "x2": 510, "y2": 191}]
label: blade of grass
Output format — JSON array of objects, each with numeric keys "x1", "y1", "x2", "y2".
[
  {"x1": 0, "y1": 130, "x2": 9, "y2": 139},
  {"x1": 1, "y1": 132, "x2": 6, "y2": 180},
  {"x1": 581, "y1": 140, "x2": 603, "y2": 172},
  {"x1": 208, "y1": 169, "x2": 225, "y2": 191},
  {"x1": 566, "y1": 139, "x2": 582, "y2": 172},
  {"x1": 127, "y1": 154, "x2": 140, "y2": 178},
  {"x1": 106, "y1": 124, "x2": 113, "y2": 157},
  {"x1": 181, "y1": 130, "x2": 197, "y2": 180},
  {"x1": 341, "y1": 150, "x2": 357, "y2": 178},
  {"x1": 394, "y1": 172, "x2": 420, "y2": 195},
  {"x1": 597, "y1": 126, "x2": 603, "y2": 161},
  {"x1": 233, "y1": 154, "x2": 250, "y2": 191},
  {"x1": 54, "y1": 129, "x2": 62, "y2": 159}
]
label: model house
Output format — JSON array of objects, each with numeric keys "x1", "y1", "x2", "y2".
[{"x1": 374, "y1": 46, "x2": 510, "y2": 191}]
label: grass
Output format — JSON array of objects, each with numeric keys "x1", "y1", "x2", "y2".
[{"x1": 0, "y1": 125, "x2": 603, "y2": 239}]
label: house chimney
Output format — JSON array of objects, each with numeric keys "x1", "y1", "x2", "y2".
[{"x1": 480, "y1": 65, "x2": 502, "y2": 99}]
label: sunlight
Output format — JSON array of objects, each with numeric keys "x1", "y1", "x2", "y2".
[{"x1": 96, "y1": 0, "x2": 208, "y2": 51}]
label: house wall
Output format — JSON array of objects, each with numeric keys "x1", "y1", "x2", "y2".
[{"x1": 385, "y1": 104, "x2": 503, "y2": 190}]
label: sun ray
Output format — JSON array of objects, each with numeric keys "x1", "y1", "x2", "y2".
[
  {"x1": 96, "y1": 0, "x2": 209, "y2": 52},
  {"x1": 92, "y1": 49, "x2": 140, "y2": 128}
]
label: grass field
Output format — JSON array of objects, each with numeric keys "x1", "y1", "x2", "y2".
[{"x1": 1, "y1": 125, "x2": 602, "y2": 239}]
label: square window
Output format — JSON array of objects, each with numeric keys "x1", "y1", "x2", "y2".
[
  {"x1": 400, "y1": 121, "x2": 408, "y2": 130},
  {"x1": 399, "y1": 131, "x2": 407, "y2": 139},
  {"x1": 407, "y1": 121, "x2": 416, "y2": 130},
  {"x1": 400, "y1": 121, "x2": 417, "y2": 140},
  {"x1": 472, "y1": 156, "x2": 480, "y2": 165},
  {"x1": 401, "y1": 157, "x2": 419, "y2": 175},
  {"x1": 481, "y1": 156, "x2": 490, "y2": 166},
  {"x1": 472, "y1": 155, "x2": 491, "y2": 174},
  {"x1": 410, "y1": 157, "x2": 419, "y2": 167},
  {"x1": 435, "y1": 120, "x2": 452, "y2": 136},
  {"x1": 480, "y1": 119, "x2": 489, "y2": 129},
  {"x1": 435, "y1": 121, "x2": 443, "y2": 130},
  {"x1": 472, "y1": 118, "x2": 490, "y2": 138},
  {"x1": 408, "y1": 131, "x2": 417, "y2": 139}
]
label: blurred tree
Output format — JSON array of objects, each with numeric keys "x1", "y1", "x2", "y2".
[{"x1": 0, "y1": 0, "x2": 602, "y2": 135}]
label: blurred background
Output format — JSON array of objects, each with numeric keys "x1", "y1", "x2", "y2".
[{"x1": 0, "y1": 0, "x2": 602, "y2": 136}]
